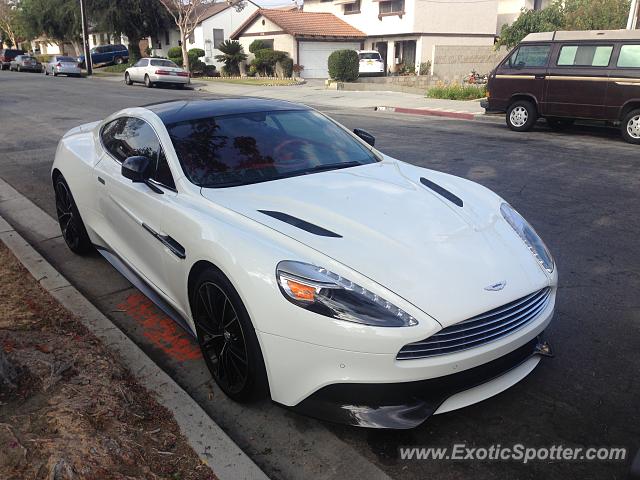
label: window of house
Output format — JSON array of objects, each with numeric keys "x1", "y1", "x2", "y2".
[
  {"x1": 617, "y1": 44, "x2": 640, "y2": 68},
  {"x1": 557, "y1": 44, "x2": 613, "y2": 67},
  {"x1": 261, "y1": 39, "x2": 274, "y2": 49},
  {"x1": 379, "y1": 0, "x2": 404, "y2": 15},
  {"x1": 165, "y1": 31, "x2": 170, "y2": 45},
  {"x1": 213, "y1": 29, "x2": 224, "y2": 49},
  {"x1": 92, "y1": 35, "x2": 97, "y2": 45},
  {"x1": 507, "y1": 44, "x2": 551, "y2": 68},
  {"x1": 344, "y1": 0, "x2": 360, "y2": 14}
]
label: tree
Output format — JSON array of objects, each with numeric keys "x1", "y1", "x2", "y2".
[
  {"x1": 214, "y1": 39, "x2": 247, "y2": 75},
  {"x1": 0, "y1": 1, "x2": 24, "y2": 49},
  {"x1": 497, "y1": 0, "x2": 630, "y2": 48},
  {"x1": 91, "y1": 0, "x2": 172, "y2": 61},
  {"x1": 20, "y1": 0, "x2": 83, "y2": 54},
  {"x1": 497, "y1": 2, "x2": 564, "y2": 48}
]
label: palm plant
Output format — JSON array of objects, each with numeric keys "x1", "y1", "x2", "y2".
[{"x1": 214, "y1": 40, "x2": 248, "y2": 76}]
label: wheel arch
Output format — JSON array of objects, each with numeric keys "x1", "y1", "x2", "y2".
[
  {"x1": 509, "y1": 94, "x2": 539, "y2": 112},
  {"x1": 619, "y1": 100, "x2": 640, "y2": 121}
]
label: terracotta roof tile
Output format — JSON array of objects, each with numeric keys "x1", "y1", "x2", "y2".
[{"x1": 232, "y1": 8, "x2": 366, "y2": 39}]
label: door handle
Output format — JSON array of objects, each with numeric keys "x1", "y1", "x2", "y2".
[
  {"x1": 98, "y1": 176, "x2": 105, "y2": 185},
  {"x1": 535, "y1": 74, "x2": 546, "y2": 80}
]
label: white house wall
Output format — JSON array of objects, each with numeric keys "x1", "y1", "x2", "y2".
[
  {"x1": 237, "y1": 16, "x2": 297, "y2": 62},
  {"x1": 497, "y1": 0, "x2": 551, "y2": 33}
]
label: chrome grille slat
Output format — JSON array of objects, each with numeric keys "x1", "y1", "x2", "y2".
[
  {"x1": 399, "y1": 298, "x2": 549, "y2": 355},
  {"x1": 407, "y1": 289, "x2": 551, "y2": 345},
  {"x1": 397, "y1": 287, "x2": 551, "y2": 360}
]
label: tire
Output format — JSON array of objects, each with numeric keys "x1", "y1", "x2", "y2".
[
  {"x1": 506, "y1": 100, "x2": 537, "y2": 132},
  {"x1": 191, "y1": 267, "x2": 269, "y2": 403},
  {"x1": 144, "y1": 74, "x2": 153, "y2": 88},
  {"x1": 53, "y1": 175, "x2": 93, "y2": 254},
  {"x1": 17, "y1": 66, "x2": 21, "y2": 72},
  {"x1": 621, "y1": 109, "x2": 640, "y2": 144},
  {"x1": 44, "y1": 68, "x2": 48, "y2": 76},
  {"x1": 546, "y1": 117, "x2": 574, "y2": 131},
  {"x1": 114, "y1": 56, "x2": 124, "y2": 65},
  {"x1": 124, "y1": 72, "x2": 133, "y2": 85}
]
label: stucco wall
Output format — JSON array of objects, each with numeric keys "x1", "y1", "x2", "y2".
[
  {"x1": 238, "y1": 15, "x2": 297, "y2": 62},
  {"x1": 430, "y1": 44, "x2": 508, "y2": 81},
  {"x1": 303, "y1": 0, "x2": 415, "y2": 37},
  {"x1": 413, "y1": 0, "x2": 498, "y2": 34}
]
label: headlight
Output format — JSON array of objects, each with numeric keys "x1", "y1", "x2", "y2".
[
  {"x1": 500, "y1": 203, "x2": 554, "y2": 273},
  {"x1": 276, "y1": 261, "x2": 417, "y2": 327}
]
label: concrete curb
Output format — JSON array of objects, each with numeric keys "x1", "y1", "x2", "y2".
[
  {"x1": 375, "y1": 105, "x2": 503, "y2": 123},
  {"x1": 0, "y1": 183, "x2": 269, "y2": 480}
]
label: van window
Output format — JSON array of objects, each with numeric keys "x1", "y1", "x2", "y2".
[
  {"x1": 507, "y1": 45, "x2": 551, "y2": 68},
  {"x1": 557, "y1": 45, "x2": 613, "y2": 67},
  {"x1": 617, "y1": 45, "x2": 640, "y2": 68}
]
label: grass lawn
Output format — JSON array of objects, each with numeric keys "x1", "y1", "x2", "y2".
[
  {"x1": 203, "y1": 77, "x2": 301, "y2": 86},
  {"x1": 426, "y1": 83, "x2": 487, "y2": 101}
]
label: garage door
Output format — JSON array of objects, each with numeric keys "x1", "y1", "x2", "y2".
[{"x1": 299, "y1": 41, "x2": 361, "y2": 79}]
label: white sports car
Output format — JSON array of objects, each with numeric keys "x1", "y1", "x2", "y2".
[{"x1": 52, "y1": 98, "x2": 556, "y2": 429}]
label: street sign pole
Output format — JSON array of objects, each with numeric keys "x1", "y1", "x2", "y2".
[{"x1": 79, "y1": 0, "x2": 92, "y2": 75}]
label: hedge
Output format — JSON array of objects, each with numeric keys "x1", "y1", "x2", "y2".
[{"x1": 328, "y1": 49, "x2": 358, "y2": 82}]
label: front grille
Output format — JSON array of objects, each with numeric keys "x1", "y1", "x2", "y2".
[{"x1": 397, "y1": 287, "x2": 552, "y2": 360}]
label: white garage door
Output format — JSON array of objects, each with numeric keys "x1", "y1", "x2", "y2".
[{"x1": 299, "y1": 41, "x2": 361, "y2": 79}]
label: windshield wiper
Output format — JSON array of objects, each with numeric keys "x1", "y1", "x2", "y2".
[{"x1": 301, "y1": 161, "x2": 364, "y2": 174}]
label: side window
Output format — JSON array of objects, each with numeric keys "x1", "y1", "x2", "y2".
[
  {"x1": 507, "y1": 44, "x2": 551, "y2": 68},
  {"x1": 617, "y1": 45, "x2": 640, "y2": 68},
  {"x1": 557, "y1": 44, "x2": 613, "y2": 67},
  {"x1": 153, "y1": 149, "x2": 176, "y2": 189},
  {"x1": 134, "y1": 58, "x2": 146, "y2": 67}
]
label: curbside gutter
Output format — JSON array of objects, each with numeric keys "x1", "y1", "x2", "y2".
[
  {"x1": 374, "y1": 105, "x2": 503, "y2": 122},
  {"x1": 0, "y1": 184, "x2": 269, "y2": 480}
]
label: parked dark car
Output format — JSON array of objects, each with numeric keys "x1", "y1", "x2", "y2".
[
  {"x1": 0, "y1": 49, "x2": 25, "y2": 70},
  {"x1": 483, "y1": 30, "x2": 640, "y2": 144},
  {"x1": 77, "y1": 44, "x2": 129, "y2": 68},
  {"x1": 9, "y1": 54, "x2": 42, "y2": 72}
]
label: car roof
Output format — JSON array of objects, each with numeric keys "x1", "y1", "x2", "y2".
[
  {"x1": 145, "y1": 98, "x2": 311, "y2": 124},
  {"x1": 523, "y1": 29, "x2": 640, "y2": 43}
]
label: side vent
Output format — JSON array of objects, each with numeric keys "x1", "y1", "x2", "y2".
[
  {"x1": 258, "y1": 210, "x2": 342, "y2": 238},
  {"x1": 420, "y1": 177, "x2": 464, "y2": 207}
]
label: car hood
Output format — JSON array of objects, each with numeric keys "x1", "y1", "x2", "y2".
[{"x1": 200, "y1": 160, "x2": 550, "y2": 326}]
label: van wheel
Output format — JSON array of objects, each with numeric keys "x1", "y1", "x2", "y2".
[
  {"x1": 621, "y1": 109, "x2": 640, "y2": 144},
  {"x1": 506, "y1": 100, "x2": 537, "y2": 132}
]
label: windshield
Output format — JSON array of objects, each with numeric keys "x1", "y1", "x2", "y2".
[
  {"x1": 57, "y1": 56, "x2": 76, "y2": 63},
  {"x1": 359, "y1": 53, "x2": 382, "y2": 60},
  {"x1": 167, "y1": 110, "x2": 378, "y2": 188},
  {"x1": 150, "y1": 59, "x2": 178, "y2": 68}
]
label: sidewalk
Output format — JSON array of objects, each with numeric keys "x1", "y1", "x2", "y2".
[{"x1": 195, "y1": 78, "x2": 487, "y2": 119}]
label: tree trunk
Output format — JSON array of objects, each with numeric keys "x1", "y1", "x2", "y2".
[
  {"x1": 128, "y1": 38, "x2": 142, "y2": 62},
  {"x1": 179, "y1": 27, "x2": 190, "y2": 72}
]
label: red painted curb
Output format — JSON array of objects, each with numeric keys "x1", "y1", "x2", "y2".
[{"x1": 392, "y1": 107, "x2": 476, "y2": 120}]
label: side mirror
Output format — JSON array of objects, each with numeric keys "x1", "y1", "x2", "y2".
[
  {"x1": 353, "y1": 128, "x2": 375, "y2": 147},
  {"x1": 122, "y1": 156, "x2": 152, "y2": 183}
]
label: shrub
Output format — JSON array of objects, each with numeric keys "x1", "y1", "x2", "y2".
[
  {"x1": 167, "y1": 46, "x2": 182, "y2": 58},
  {"x1": 426, "y1": 82, "x2": 487, "y2": 100},
  {"x1": 214, "y1": 40, "x2": 248, "y2": 76},
  {"x1": 279, "y1": 57, "x2": 293, "y2": 78},
  {"x1": 418, "y1": 61, "x2": 431, "y2": 76},
  {"x1": 248, "y1": 64, "x2": 258, "y2": 77},
  {"x1": 252, "y1": 48, "x2": 288, "y2": 76},
  {"x1": 327, "y1": 49, "x2": 358, "y2": 82},
  {"x1": 188, "y1": 48, "x2": 206, "y2": 74},
  {"x1": 249, "y1": 39, "x2": 270, "y2": 54},
  {"x1": 203, "y1": 64, "x2": 217, "y2": 76},
  {"x1": 189, "y1": 48, "x2": 205, "y2": 59}
]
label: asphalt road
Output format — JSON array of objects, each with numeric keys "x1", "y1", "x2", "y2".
[{"x1": 0, "y1": 71, "x2": 638, "y2": 480}]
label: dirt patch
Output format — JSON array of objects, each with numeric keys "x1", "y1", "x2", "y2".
[{"x1": 0, "y1": 243, "x2": 216, "y2": 480}]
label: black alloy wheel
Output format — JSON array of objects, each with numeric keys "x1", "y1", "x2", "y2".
[
  {"x1": 192, "y1": 269, "x2": 269, "y2": 402},
  {"x1": 54, "y1": 176, "x2": 92, "y2": 254}
]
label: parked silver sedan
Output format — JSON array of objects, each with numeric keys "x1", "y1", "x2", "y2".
[
  {"x1": 44, "y1": 55, "x2": 82, "y2": 77},
  {"x1": 124, "y1": 58, "x2": 190, "y2": 88},
  {"x1": 9, "y1": 55, "x2": 42, "y2": 72}
]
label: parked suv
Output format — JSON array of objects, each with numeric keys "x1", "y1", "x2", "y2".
[
  {"x1": 483, "y1": 30, "x2": 640, "y2": 144},
  {"x1": 78, "y1": 44, "x2": 129, "y2": 68},
  {"x1": 357, "y1": 50, "x2": 385, "y2": 76},
  {"x1": 0, "y1": 49, "x2": 25, "y2": 70}
]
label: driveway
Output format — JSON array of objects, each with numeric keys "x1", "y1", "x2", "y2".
[{"x1": 0, "y1": 70, "x2": 638, "y2": 480}]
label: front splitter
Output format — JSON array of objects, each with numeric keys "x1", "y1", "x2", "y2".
[{"x1": 288, "y1": 336, "x2": 551, "y2": 429}]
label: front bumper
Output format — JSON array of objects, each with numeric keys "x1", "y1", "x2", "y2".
[{"x1": 289, "y1": 335, "x2": 551, "y2": 429}]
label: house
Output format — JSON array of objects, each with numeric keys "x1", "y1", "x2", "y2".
[
  {"x1": 497, "y1": 0, "x2": 551, "y2": 33},
  {"x1": 230, "y1": 8, "x2": 367, "y2": 78},
  {"x1": 301, "y1": 0, "x2": 499, "y2": 74},
  {"x1": 150, "y1": 1, "x2": 259, "y2": 69}
]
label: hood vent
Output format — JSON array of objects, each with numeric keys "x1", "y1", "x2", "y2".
[
  {"x1": 420, "y1": 177, "x2": 464, "y2": 207},
  {"x1": 258, "y1": 210, "x2": 342, "y2": 238}
]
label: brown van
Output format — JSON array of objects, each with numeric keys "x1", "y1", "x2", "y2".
[{"x1": 483, "y1": 30, "x2": 640, "y2": 144}]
